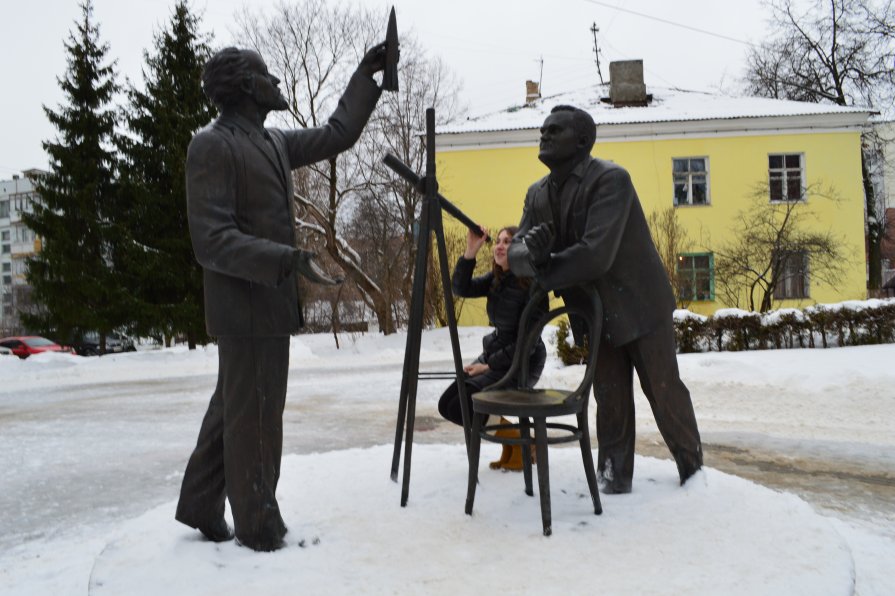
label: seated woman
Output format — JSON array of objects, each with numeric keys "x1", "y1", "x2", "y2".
[{"x1": 437, "y1": 225, "x2": 547, "y2": 471}]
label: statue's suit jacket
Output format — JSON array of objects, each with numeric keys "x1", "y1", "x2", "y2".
[
  {"x1": 186, "y1": 73, "x2": 380, "y2": 337},
  {"x1": 509, "y1": 156, "x2": 675, "y2": 347}
]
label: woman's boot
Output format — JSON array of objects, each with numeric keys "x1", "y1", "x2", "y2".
[
  {"x1": 489, "y1": 417, "x2": 534, "y2": 471},
  {"x1": 489, "y1": 417, "x2": 515, "y2": 469}
]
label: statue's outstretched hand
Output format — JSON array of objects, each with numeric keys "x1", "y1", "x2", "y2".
[
  {"x1": 358, "y1": 41, "x2": 392, "y2": 77},
  {"x1": 523, "y1": 223, "x2": 554, "y2": 268},
  {"x1": 293, "y1": 250, "x2": 343, "y2": 286}
]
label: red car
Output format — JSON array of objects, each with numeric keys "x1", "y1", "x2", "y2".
[{"x1": 0, "y1": 336, "x2": 75, "y2": 359}]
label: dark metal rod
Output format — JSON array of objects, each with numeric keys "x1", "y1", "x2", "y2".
[
  {"x1": 392, "y1": 192, "x2": 430, "y2": 492},
  {"x1": 390, "y1": 166, "x2": 434, "y2": 484},
  {"x1": 418, "y1": 372, "x2": 460, "y2": 379},
  {"x1": 434, "y1": 204, "x2": 472, "y2": 453},
  {"x1": 390, "y1": 363, "x2": 411, "y2": 482},
  {"x1": 399, "y1": 108, "x2": 438, "y2": 507},
  {"x1": 382, "y1": 153, "x2": 489, "y2": 241}
]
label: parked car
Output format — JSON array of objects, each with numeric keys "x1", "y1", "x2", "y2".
[
  {"x1": 0, "y1": 345, "x2": 12, "y2": 356},
  {"x1": 0, "y1": 336, "x2": 75, "y2": 359},
  {"x1": 71, "y1": 331, "x2": 137, "y2": 356}
]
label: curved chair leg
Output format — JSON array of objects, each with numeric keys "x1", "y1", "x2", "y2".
[
  {"x1": 519, "y1": 416, "x2": 534, "y2": 497},
  {"x1": 577, "y1": 411, "x2": 602, "y2": 515},
  {"x1": 466, "y1": 412, "x2": 483, "y2": 515},
  {"x1": 533, "y1": 417, "x2": 552, "y2": 536}
]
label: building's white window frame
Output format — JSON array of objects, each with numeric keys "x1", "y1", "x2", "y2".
[
  {"x1": 14, "y1": 225, "x2": 31, "y2": 243},
  {"x1": 672, "y1": 157, "x2": 710, "y2": 206},
  {"x1": 768, "y1": 153, "x2": 805, "y2": 202}
]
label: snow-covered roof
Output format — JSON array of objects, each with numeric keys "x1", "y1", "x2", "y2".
[{"x1": 437, "y1": 84, "x2": 874, "y2": 147}]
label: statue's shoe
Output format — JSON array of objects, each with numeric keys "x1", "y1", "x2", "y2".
[
  {"x1": 198, "y1": 518, "x2": 235, "y2": 542},
  {"x1": 236, "y1": 533, "x2": 287, "y2": 552}
]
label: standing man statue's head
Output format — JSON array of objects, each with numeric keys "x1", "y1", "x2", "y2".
[
  {"x1": 201, "y1": 44, "x2": 388, "y2": 125},
  {"x1": 201, "y1": 48, "x2": 289, "y2": 121},
  {"x1": 538, "y1": 105, "x2": 596, "y2": 173}
]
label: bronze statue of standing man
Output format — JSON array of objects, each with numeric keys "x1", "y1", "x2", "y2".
[
  {"x1": 175, "y1": 42, "x2": 391, "y2": 551},
  {"x1": 509, "y1": 105, "x2": 703, "y2": 494}
]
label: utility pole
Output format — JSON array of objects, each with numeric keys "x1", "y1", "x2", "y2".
[
  {"x1": 537, "y1": 55, "x2": 544, "y2": 94},
  {"x1": 591, "y1": 22, "x2": 605, "y2": 85}
]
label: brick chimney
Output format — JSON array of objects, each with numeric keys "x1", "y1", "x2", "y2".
[
  {"x1": 525, "y1": 80, "x2": 541, "y2": 104},
  {"x1": 608, "y1": 60, "x2": 650, "y2": 107}
]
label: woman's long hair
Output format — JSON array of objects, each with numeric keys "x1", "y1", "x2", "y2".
[{"x1": 492, "y1": 226, "x2": 531, "y2": 289}]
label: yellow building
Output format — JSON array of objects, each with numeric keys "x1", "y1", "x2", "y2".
[{"x1": 434, "y1": 73, "x2": 874, "y2": 324}]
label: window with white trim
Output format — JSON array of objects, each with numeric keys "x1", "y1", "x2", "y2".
[
  {"x1": 769, "y1": 153, "x2": 804, "y2": 202},
  {"x1": 672, "y1": 157, "x2": 709, "y2": 206}
]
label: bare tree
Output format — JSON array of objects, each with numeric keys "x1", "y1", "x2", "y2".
[
  {"x1": 342, "y1": 189, "x2": 408, "y2": 332},
  {"x1": 647, "y1": 207, "x2": 693, "y2": 308},
  {"x1": 355, "y1": 40, "x2": 463, "y2": 330},
  {"x1": 710, "y1": 183, "x2": 848, "y2": 312},
  {"x1": 743, "y1": 0, "x2": 895, "y2": 289},
  {"x1": 423, "y1": 226, "x2": 481, "y2": 328},
  {"x1": 234, "y1": 1, "x2": 464, "y2": 334}
]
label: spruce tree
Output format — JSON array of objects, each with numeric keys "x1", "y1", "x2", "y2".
[
  {"x1": 23, "y1": 0, "x2": 125, "y2": 346},
  {"x1": 118, "y1": 1, "x2": 214, "y2": 348}
]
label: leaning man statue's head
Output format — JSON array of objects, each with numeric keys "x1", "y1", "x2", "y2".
[{"x1": 538, "y1": 105, "x2": 596, "y2": 171}]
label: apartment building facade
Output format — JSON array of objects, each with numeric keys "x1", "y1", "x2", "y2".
[
  {"x1": 0, "y1": 169, "x2": 44, "y2": 334},
  {"x1": 433, "y1": 63, "x2": 874, "y2": 324}
]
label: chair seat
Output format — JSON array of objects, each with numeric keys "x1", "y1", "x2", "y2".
[{"x1": 473, "y1": 388, "x2": 580, "y2": 418}]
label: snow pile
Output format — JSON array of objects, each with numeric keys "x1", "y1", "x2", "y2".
[
  {"x1": 673, "y1": 308, "x2": 708, "y2": 322},
  {"x1": 87, "y1": 445, "x2": 853, "y2": 596},
  {"x1": 440, "y1": 84, "x2": 872, "y2": 134},
  {"x1": 762, "y1": 307, "x2": 806, "y2": 325},
  {"x1": 3, "y1": 330, "x2": 894, "y2": 595}
]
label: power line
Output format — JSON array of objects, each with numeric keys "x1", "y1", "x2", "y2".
[{"x1": 581, "y1": 0, "x2": 755, "y2": 47}]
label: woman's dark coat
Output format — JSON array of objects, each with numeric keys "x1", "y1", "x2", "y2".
[{"x1": 452, "y1": 256, "x2": 547, "y2": 385}]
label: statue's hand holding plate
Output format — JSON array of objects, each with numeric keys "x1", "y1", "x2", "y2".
[{"x1": 293, "y1": 250, "x2": 344, "y2": 286}]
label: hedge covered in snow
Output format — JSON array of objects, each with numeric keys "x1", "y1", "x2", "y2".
[
  {"x1": 672, "y1": 298, "x2": 895, "y2": 353},
  {"x1": 555, "y1": 298, "x2": 895, "y2": 363}
]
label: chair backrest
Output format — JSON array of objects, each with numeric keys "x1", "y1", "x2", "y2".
[{"x1": 485, "y1": 284, "x2": 603, "y2": 404}]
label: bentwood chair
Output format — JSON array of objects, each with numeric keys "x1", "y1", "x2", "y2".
[{"x1": 465, "y1": 285, "x2": 603, "y2": 536}]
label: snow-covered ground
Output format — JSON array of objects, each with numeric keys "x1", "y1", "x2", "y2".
[{"x1": 1, "y1": 328, "x2": 893, "y2": 595}]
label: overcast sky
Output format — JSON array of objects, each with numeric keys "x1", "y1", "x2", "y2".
[{"x1": 0, "y1": 0, "x2": 768, "y2": 176}]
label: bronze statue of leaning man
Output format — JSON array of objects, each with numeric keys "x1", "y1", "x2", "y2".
[
  {"x1": 509, "y1": 105, "x2": 704, "y2": 495},
  {"x1": 175, "y1": 42, "x2": 391, "y2": 551}
]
